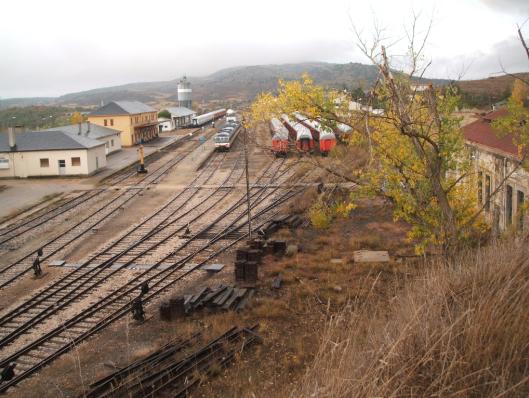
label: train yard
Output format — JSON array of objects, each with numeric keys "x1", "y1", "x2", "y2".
[{"x1": 0, "y1": 119, "x2": 308, "y2": 394}]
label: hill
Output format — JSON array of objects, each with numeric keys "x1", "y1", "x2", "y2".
[
  {"x1": 1, "y1": 62, "x2": 525, "y2": 110},
  {"x1": 456, "y1": 73, "x2": 529, "y2": 107},
  {"x1": 0, "y1": 62, "x2": 444, "y2": 109}
]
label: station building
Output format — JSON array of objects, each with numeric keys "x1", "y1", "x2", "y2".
[
  {"x1": 44, "y1": 121, "x2": 122, "y2": 155},
  {"x1": 88, "y1": 101, "x2": 158, "y2": 146},
  {"x1": 165, "y1": 107, "x2": 196, "y2": 129},
  {"x1": 0, "y1": 127, "x2": 106, "y2": 178},
  {"x1": 463, "y1": 108, "x2": 528, "y2": 233},
  {"x1": 158, "y1": 117, "x2": 172, "y2": 132}
]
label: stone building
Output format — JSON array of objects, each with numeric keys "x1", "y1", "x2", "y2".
[{"x1": 463, "y1": 108, "x2": 528, "y2": 233}]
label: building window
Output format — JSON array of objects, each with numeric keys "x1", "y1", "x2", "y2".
[
  {"x1": 485, "y1": 174, "x2": 491, "y2": 211},
  {"x1": 104, "y1": 119, "x2": 108, "y2": 126},
  {"x1": 506, "y1": 185, "x2": 513, "y2": 225},
  {"x1": 518, "y1": 191, "x2": 525, "y2": 230},
  {"x1": 110, "y1": 119, "x2": 114, "y2": 126},
  {"x1": 111, "y1": 139, "x2": 114, "y2": 146},
  {"x1": 71, "y1": 157, "x2": 81, "y2": 166},
  {"x1": 0, "y1": 158, "x2": 9, "y2": 169},
  {"x1": 477, "y1": 171, "x2": 483, "y2": 204},
  {"x1": 40, "y1": 158, "x2": 49, "y2": 168}
]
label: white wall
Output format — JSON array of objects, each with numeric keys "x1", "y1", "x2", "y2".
[
  {"x1": 98, "y1": 133, "x2": 122, "y2": 154},
  {"x1": 158, "y1": 120, "x2": 172, "y2": 132},
  {"x1": 0, "y1": 146, "x2": 107, "y2": 178}
]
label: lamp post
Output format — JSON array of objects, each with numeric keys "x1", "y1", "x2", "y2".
[{"x1": 242, "y1": 116, "x2": 252, "y2": 241}]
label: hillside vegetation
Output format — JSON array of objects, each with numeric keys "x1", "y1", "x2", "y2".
[
  {"x1": 456, "y1": 73, "x2": 529, "y2": 107},
  {"x1": 0, "y1": 106, "x2": 88, "y2": 131}
]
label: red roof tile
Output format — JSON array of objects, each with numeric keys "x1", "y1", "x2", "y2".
[{"x1": 462, "y1": 108, "x2": 519, "y2": 157}]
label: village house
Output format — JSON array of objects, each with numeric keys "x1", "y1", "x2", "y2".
[
  {"x1": 44, "y1": 121, "x2": 122, "y2": 155},
  {"x1": 158, "y1": 117, "x2": 172, "y2": 132},
  {"x1": 165, "y1": 107, "x2": 196, "y2": 129},
  {"x1": 463, "y1": 108, "x2": 528, "y2": 233},
  {"x1": 0, "y1": 127, "x2": 106, "y2": 178},
  {"x1": 88, "y1": 101, "x2": 158, "y2": 147}
]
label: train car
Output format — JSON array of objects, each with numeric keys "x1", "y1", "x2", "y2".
[
  {"x1": 296, "y1": 128, "x2": 314, "y2": 152},
  {"x1": 297, "y1": 114, "x2": 337, "y2": 156},
  {"x1": 280, "y1": 114, "x2": 298, "y2": 141},
  {"x1": 335, "y1": 123, "x2": 352, "y2": 142},
  {"x1": 214, "y1": 122, "x2": 241, "y2": 151},
  {"x1": 319, "y1": 130, "x2": 337, "y2": 156},
  {"x1": 294, "y1": 113, "x2": 320, "y2": 141},
  {"x1": 281, "y1": 115, "x2": 314, "y2": 153},
  {"x1": 192, "y1": 108, "x2": 227, "y2": 127},
  {"x1": 270, "y1": 118, "x2": 289, "y2": 157}
]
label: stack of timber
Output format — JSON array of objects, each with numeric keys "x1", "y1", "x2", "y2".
[{"x1": 160, "y1": 284, "x2": 255, "y2": 320}]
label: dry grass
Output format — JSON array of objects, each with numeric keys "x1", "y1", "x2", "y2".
[{"x1": 294, "y1": 238, "x2": 529, "y2": 397}]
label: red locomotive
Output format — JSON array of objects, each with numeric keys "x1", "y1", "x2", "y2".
[
  {"x1": 318, "y1": 130, "x2": 337, "y2": 155},
  {"x1": 295, "y1": 113, "x2": 336, "y2": 156},
  {"x1": 270, "y1": 118, "x2": 289, "y2": 157},
  {"x1": 281, "y1": 114, "x2": 314, "y2": 153}
]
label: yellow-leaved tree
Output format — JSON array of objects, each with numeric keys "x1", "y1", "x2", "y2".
[
  {"x1": 70, "y1": 111, "x2": 85, "y2": 124},
  {"x1": 492, "y1": 27, "x2": 529, "y2": 170},
  {"x1": 250, "y1": 40, "x2": 488, "y2": 255}
]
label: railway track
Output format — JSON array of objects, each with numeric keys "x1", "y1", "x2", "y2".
[
  {"x1": 0, "y1": 145, "x2": 195, "y2": 289},
  {"x1": 0, "y1": 149, "x2": 243, "y2": 345},
  {"x1": 0, "y1": 131, "x2": 202, "y2": 251},
  {"x1": 0, "y1": 156, "x2": 298, "y2": 392},
  {"x1": 0, "y1": 149, "x2": 282, "y2": 348},
  {"x1": 0, "y1": 190, "x2": 104, "y2": 246}
]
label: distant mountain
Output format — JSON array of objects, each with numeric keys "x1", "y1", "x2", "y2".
[
  {"x1": 0, "y1": 97, "x2": 56, "y2": 110},
  {"x1": 1, "y1": 61, "x2": 519, "y2": 110}
]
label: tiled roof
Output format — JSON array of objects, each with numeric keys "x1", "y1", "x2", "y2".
[
  {"x1": 0, "y1": 131, "x2": 104, "y2": 152},
  {"x1": 90, "y1": 101, "x2": 155, "y2": 116},
  {"x1": 462, "y1": 108, "x2": 519, "y2": 157},
  {"x1": 166, "y1": 107, "x2": 196, "y2": 117},
  {"x1": 44, "y1": 122, "x2": 120, "y2": 139}
]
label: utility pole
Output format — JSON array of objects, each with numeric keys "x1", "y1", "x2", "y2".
[{"x1": 243, "y1": 118, "x2": 252, "y2": 241}]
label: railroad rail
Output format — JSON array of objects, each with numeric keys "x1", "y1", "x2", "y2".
[
  {"x1": 0, "y1": 149, "x2": 243, "y2": 345},
  {"x1": 0, "y1": 145, "x2": 193, "y2": 289},
  {"x1": 82, "y1": 326, "x2": 258, "y2": 398},
  {"x1": 0, "y1": 158, "x2": 300, "y2": 392},
  {"x1": 0, "y1": 151, "x2": 283, "y2": 349},
  {"x1": 0, "y1": 130, "x2": 202, "y2": 250}
]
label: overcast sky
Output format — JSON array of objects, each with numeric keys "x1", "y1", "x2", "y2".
[{"x1": 1, "y1": 0, "x2": 528, "y2": 98}]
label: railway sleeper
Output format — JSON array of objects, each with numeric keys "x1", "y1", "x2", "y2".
[
  {"x1": 76, "y1": 320, "x2": 99, "y2": 328},
  {"x1": 50, "y1": 336, "x2": 74, "y2": 344},
  {"x1": 40, "y1": 341, "x2": 64, "y2": 351},
  {"x1": 24, "y1": 350, "x2": 50, "y2": 361},
  {"x1": 13, "y1": 357, "x2": 39, "y2": 369},
  {"x1": 1, "y1": 321, "x2": 27, "y2": 331}
]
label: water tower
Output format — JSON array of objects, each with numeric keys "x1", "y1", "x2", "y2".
[{"x1": 177, "y1": 76, "x2": 192, "y2": 109}]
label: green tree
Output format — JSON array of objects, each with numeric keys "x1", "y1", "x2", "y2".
[{"x1": 158, "y1": 109, "x2": 171, "y2": 119}]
